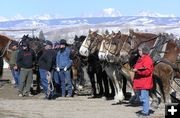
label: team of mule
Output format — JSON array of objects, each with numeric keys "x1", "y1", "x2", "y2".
[{"x1": 0, "y1": 29, "x2": 179, "y2": 108}]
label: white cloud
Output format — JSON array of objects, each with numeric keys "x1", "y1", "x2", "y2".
[
  {"x1": 101, "y1": 8, "x2": 122, "y2": 17},
  {"x1": 81, "y1": 8, "x2": 122, "y2": 17},
  {"x1": 137, "y1": 10, "x2": 175, "y2": 17}
]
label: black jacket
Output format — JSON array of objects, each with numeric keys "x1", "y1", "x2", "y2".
[
  {"x1": 17, "y1": 49, "x2": 35, "y2": 69},
  {"x1": 38, "y1": 49, "x2": 55, "y2": 71}
]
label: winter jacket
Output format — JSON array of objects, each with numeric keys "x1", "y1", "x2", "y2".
[
  {"x1": 52, "y1": 49, "x2": 59, "y2": 68},
  {"x1": 16, "y1": 49, "x2": 35, "y2": 69},
  {"x1": 38, "y1": 49, "x2": 55, "y2": 71},
  {"x1": 9, "y1": 50, "x2": 19, "y2": 67},
  {"x1": 56, "y1": 47, "x2": 72, "y2": 69},
  {"x1": 133, "y1": 54, "x2": 154, "y2": 90}
]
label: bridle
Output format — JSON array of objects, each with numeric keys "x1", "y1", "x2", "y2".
[
  {"x1": 119, "y1": 33, "x2": 159, "y2": 56},
  {"x1": 0, "y1": 40, "x2": 12, "y2": 57},
  {"x1": 88, "y1": 35, "x2": 104, "y2": 53}
]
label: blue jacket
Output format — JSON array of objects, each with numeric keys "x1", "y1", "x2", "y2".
[{"x1": 56, "y1": 47, "x2": 72, "y2": 69}]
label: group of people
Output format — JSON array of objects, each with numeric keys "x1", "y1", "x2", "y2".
[
  {"x1": 9, "y1": 37, "x2": 154, "y2": 116},
  {"x1": 9, "y1": 39, "x2": 73, "y2": 99}
]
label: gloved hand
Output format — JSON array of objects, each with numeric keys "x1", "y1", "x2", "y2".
[
  {"x1": 64, "y1": 66, "x2": 67, "y2": 71},
  {"x1": 56, "y1": 67, "x2": 60, "y2": 72}
]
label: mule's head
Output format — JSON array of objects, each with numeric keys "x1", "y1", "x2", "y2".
[
  {"x1": 98, "y1": 33, "x2": 112, "y2": 61},
  {"x1": 74, "y1": 35, "x2": 86, "y2": 50},
  {"x1": 79, "y1": 30, "x2": 98, "y2": 57},
  {"x1": 20, "y1": 35, "x2": 45, "y2": 54},
  {"x1": 105, "y1": 33, "x2": 131, "y2": 63},
  {"x1": 106, "y1": 38, "x2": 121, "y2": 62},
  {"x1": 88, "y1": 34, "x2": 105, "y2": 54},
  {"x1": 28, "y1": 40, "x2": 44, "y2": 54}
]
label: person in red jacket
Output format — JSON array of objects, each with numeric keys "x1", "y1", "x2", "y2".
[{"x1": 132, "y1": 43, "x2": 154, "y2": 116}]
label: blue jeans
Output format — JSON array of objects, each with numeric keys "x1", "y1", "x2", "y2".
[
  {"x1": 52, "y1": 70, "x2": 61, "y2": 93},
  {"x1": 59, "y1": 70, "x2": 72, "y2": 96},
  {"x1": 140, "y1": 90, "x2": 150, "y2": 114},
  {"x1": 11, "y1": 68, "x2": 20, "y2": 86},
  {"x1": 39, "y1": 69, "x2": 54, "y2": 97},
  {"x1": 53, "y1": 70, "x2": 61, "y2": 85}
]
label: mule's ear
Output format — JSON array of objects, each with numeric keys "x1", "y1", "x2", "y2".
[
  {"x1": 74, "y1": 35, "x2": 78, "y2": 41},
  {"x1": 112, "y1": 31, "x2": 115, "y2": 36},
  {"x1": 95, "y1": 30, "x2": 99, "y2": 34},
  {"x1": 89, "y1": 29, "x2": 92, "y2": 34},
  {"x1": 105, "y1": 30, "x2": 109, "y2": 35},
  {"x1": 129, "y1": 29, "x2": 134, "y2": 34},
  {"x1": 117, "y1": 31, "x2": 121, "y2": 35}
]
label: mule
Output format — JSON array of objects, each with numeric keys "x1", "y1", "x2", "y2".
[
  {"x1": 127, "y1": 31, "x2": 179, "y2": 105},
  {"x1": 98, "y1": 32, "x2": 135, "y2": 103},
  {"x1": 0, "y1": 34, "x2": 19, "y2": 78},
  {"x1": 79, "y1": 30, "x2": 115, "y2": 98},
  {"x1": 70, "y1": 35, "x2": 87, "y2": 93},
  {"x1": 104, "y1": 30, "x2": 179, "y2": 107}
]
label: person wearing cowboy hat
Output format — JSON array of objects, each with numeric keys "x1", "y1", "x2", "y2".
[{"x1": 56, "y1": 39, "x2": 73, "y2": 97}]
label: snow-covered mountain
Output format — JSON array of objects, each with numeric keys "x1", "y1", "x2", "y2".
[
  {"x1": 0, "y1": 16, "x2": 180, "y2": 40},
  {"x1": 0, "y1": 16, "x2": 179, "y2": 28}
]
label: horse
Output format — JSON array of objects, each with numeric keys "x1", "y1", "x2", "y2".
[
  {"x1": 127, "y1": 31, "x2": 180, "y2": 105},
  {"x1": 20, "y1": 34, "x2": 45, "y2": 55},
  {"x1": 70, "y1": 35, "x2": 87, "y2": 93},
  {"x1": 79, "y1": 30, "x2": 115, "y2": 98},
  {"x1": 86, "y1": 30, "x2": 115, "y2": 99},
  {"x1": 98, "y1": 31, "x2": 136, "y2": 103},
  {"x1": 103, "y1": 30, "x2": 179, "y2": 107},
  {"x1": 0, "y1": 34, "x2": 19, "y2": 78}
]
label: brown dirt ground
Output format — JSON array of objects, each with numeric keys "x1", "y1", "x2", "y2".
[{"x1": 0, "y1": 69, "x2": 165, "y2": 118}]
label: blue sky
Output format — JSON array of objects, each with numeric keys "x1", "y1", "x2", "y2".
[{"x1": 0, "y1": 0, "x2": 179, "y2": 18}]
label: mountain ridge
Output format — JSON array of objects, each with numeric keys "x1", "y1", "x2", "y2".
[{"x1": 0, "y1": 16, "x2": 180, "y2": 28}]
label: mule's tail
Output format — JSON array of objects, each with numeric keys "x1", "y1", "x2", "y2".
[{"x1": 0, "y1": 57, "x2": 3, "y2": 78}]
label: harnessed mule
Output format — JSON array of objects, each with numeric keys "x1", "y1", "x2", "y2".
[
  {"x1": 106, "y1": 30, "x2": 179, "y2": 107},
  {"x1": 70, "y1": 35, "x2": 87, "y2": 93},
  {"x1": 79, "y1": 30, "x2": 114, "y2": 98},
  {"x1": 98, "y1": 32, "x2": 135, "y2": 103},
  {"x1": 0, "y1": 34, "x2": 19, "y2": 78}
]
